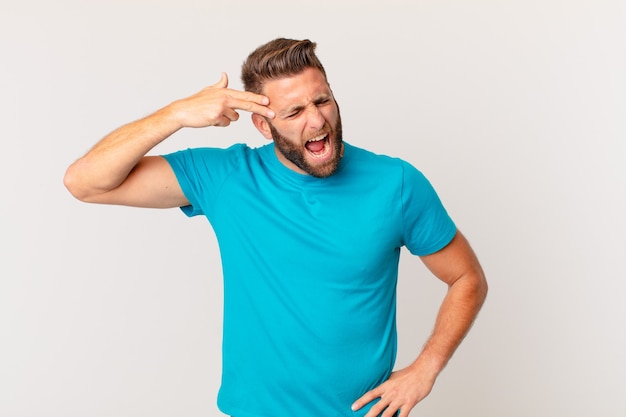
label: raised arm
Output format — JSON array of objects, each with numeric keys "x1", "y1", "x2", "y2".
[
  {"x1": 63, "y1": 73, "x2": 275, "y2": 208},
  {"x1": 353, "y1": 230, "x2": 488, "y2": 417}
]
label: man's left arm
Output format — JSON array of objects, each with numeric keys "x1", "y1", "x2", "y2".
[{"x1": 352, "y1": 230, "x2": 488, "y2": 417}]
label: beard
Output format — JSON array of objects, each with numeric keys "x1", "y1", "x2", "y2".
[{"x1": 268, "y1": 110, "x2": 344, "y2": 178}]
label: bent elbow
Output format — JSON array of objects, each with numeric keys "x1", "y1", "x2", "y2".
[
  {"x1": 63, "y1": 168, "x2": 83, "y2": 201},
  {"x1": 63, "y1": 164, "x2": 93, "y2": 202},
  {"x1": 475, "y1": 270, "x2": 488, "y2": 305}
]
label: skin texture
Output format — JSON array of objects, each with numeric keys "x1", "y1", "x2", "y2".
[
  {"x1": 64, "y1": 68, "x2": 487, "y2": 417},
  {"x1": 251, "y1": 67, "x2": 344, "y2": 178}
]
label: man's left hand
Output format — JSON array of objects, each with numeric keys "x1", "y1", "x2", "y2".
[{"x1": 351, "y1": 363, "x2": 436, "y2": 417}]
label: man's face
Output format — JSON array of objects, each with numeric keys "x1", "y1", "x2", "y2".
[{"x1": 257, "y1": 67, "x2": 344, "y2": 178}]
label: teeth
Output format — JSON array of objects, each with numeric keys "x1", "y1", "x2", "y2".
[{"x1": 307, "y1": 134, "x2": 327, "y2": 143}]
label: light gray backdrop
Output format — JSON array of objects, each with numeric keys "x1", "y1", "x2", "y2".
[{"x1": 1, "y1": 1, "x2": 624, "y2": 416}]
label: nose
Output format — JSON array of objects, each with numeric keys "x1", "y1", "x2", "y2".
[{"x1": 305, "y1": 104, "x2": 325, "y2": 131}]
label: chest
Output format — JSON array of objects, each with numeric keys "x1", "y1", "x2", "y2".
[{"x1": 210, "y1": 174, "x2": 403, "y2": 284}]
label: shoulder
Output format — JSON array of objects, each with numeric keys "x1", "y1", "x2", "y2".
[
  {"x1": 342, "y1": 144, "x2": 441, "y2": 201},
  {"x1": 343, "y1": 143, "x2": 421, "y2": 179},
  {"x1": 161, "y1": 144, "x2": 269, "y2": 189},
  {"x1": 163, "y1": 143, "x2": 259, "y2": 171},
  {"x1": 164, "y1": 143, "x2": 249, "y2": 162}
]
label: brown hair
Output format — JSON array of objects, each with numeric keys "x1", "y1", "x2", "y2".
[{"x1": 241, "y1": 38, "x2": 327, "y2": 94}]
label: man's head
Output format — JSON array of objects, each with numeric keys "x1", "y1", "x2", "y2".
[{"x1": 242, "y1": 38, "x2": 343, "y2": 178}]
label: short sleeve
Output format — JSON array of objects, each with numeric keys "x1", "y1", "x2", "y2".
[
  {"x1": 401, "y1": 161, "x2": 457, "y2": 256},
  {"x1": 162, "y1": 144, "x2": 245, "y2": 218}
]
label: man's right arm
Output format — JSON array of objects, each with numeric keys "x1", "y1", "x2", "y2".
[{"x1": 63, "y1": 73, "x2": 274, "y2": 208}]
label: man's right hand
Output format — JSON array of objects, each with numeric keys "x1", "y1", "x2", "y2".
[{"x1": 169, "y1": 72, "x2": 275, "y2": 128}]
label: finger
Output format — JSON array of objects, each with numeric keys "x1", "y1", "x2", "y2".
[
  {"x1": 211, "y1": 72, "x2": 229, "y2": 89},
  {"x1": 228, "y1": 96, "x2": 274, "y2": 119},
  {"x1": 222, "y1": 108, "x2": 240, "y2": 122},
  {"x1": 227, "y1": 89, "x2": 271, "y2": 106},
  {"x1": 363, "y1": 399, "x2": 389, "y2": 417},
  {"x1": 214, "y1": 115, "x2": 232, "y2": 127},
  {"x1": 352, "y1": 389, "x2": 380, "y2": 411},
  {"x1": 382, "y1": 404, "x2": 400, "y2": 417}
]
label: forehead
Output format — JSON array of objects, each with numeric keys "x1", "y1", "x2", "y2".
[{"x1": 262, "y1": 67, "x2": 332, "y2": 109}]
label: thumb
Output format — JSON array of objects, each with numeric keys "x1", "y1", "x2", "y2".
[{"x1": 213, "y1": 72, "x2": 228, "y2": 89}]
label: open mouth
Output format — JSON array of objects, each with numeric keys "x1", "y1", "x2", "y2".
[{"x1": 304, "y1": 133, "x2": 332, "y2": 160}]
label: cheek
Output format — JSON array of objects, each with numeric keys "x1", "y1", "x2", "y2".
[
  {"x1": 277, "y1": 121, "x2": 305, "y2": 141},
  {"x1": 323, "y1": 107, "x2": 339, "y2": 126}
]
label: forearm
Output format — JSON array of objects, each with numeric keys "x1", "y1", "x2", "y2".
[
  {"x1": 410, "y1": 270, "x2": 488, "y2": 379},
  {"x1": 352, "y1": 233, "x2": 487, "y2": 417},
  {"x1": 64, "y1": 104, "x2": 180, "y2": 200}
]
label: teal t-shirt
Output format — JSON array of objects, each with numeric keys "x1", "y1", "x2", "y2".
[{"x1": 163, "y1": 142, "x2": 456, "y2": 417}]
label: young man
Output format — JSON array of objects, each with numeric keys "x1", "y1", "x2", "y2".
[{"x1": 64, "y1": 38, "x2": 487, "y2": 417}]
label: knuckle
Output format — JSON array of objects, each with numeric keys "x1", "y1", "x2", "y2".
[{"x1": 242, "y1": 102, "x2": 253, "y2": 112}]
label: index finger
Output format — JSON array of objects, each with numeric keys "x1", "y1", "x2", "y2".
[
  {"x1": 352, "y1": 387, "x2": 381, "y2": 411},
  {"x1": 227, "y1": 91, "x2": 275, "y2": 119}
]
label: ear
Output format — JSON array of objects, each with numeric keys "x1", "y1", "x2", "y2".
[{"x1": 251, "y1": 114, "x2": 273, "y2": 140}]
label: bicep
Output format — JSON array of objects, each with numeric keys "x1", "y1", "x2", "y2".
[
  {"x1": 419, "y1": 231, "x2": 485, "y2": 287},
  {"x1": 83, "y1": 156, "x2": 189, "y2": 208}
]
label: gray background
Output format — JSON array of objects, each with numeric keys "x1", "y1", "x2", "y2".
[{"x1": 1, "y1": 0, "x2": 625, "y2": 416}]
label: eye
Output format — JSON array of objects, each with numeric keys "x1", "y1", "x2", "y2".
[
  {"x1": 286, "y1": 109, "x2": 301, "y2": 119},
  {"x1": 316, "y1": 98, "x2": 331, "y2": 106}
]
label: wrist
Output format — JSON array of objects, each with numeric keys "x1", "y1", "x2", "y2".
[
  {"x1": 409, "y1": 352, "x2": 447, "y2": 382},
  {"x1": 157, "y1": 100, "x2": 186, "y2": 131}
]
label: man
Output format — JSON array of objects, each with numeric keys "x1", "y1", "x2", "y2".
[{"x1": 64, "y1": 38, "x2": 487, "y2": 417}]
